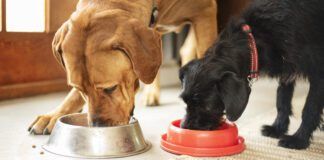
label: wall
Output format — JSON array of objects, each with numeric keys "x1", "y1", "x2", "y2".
[{"x1": 48, "y1": 0, "x2": 78, "y2": 32}]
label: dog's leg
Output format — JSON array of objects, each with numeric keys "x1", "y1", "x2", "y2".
[
  {"x1": 192, "y1": 5, "x2": 217, "y2": 58},
  {"x1": 321, "y1": 117, "x2": 324, "y2": 131},
  {"x1": 28, "y1": 88, "x2": 85, "y2": 135},
  {"x1": 143, "y1": 25, "x2": 198, "y2": 106},
  {"x1": 279, "y1": 78, "x2": 324, "y2": 149},
  {"x1": 262, "y1": 80, "x2": 295, "y2": 138},
  {"x1": 142, "y1": 72, "x2": 160, "y2": 106},
  {"x1": 142, "y1": 25, "x2": 201, "y2": 106},
  {"x1": 179, "y1": 26, "x2": 197, "y2": 66}
]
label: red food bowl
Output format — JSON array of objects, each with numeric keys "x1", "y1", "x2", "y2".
[{"x1": 160, "y1": 119, "x2": 245, "y2": 157}]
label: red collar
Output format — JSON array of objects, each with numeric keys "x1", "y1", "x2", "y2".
[{"x1": 242, "y1": 24, "x2": 259, "y2": 82}]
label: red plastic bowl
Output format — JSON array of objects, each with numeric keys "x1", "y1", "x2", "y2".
[
  {"x1": 160, "y1": 119, "x2": 245, "y2": 157},
  {"x1": 167, "y1": 120, "x2": 238, "y2": 148}
]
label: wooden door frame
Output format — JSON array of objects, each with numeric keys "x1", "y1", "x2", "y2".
[
  {"x1": 0, "y1": 0, "x2": 69, "y2": 100},
  {"x1": 1, "y1": 0, "x2": 6, "y2": 32}
]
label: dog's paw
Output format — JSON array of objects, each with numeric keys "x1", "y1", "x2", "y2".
[
  {"x1": 278, "y1": 135, "x2": 310, "y2": 149},
  {"x1": 143, "y1": 92, "x2": 160, "y2": 106},
  {"x1": 261, "y1": 125, "x2": 284, "y2": 138},
  {"x1": 142, "y1": 85, "x2": 160, "y2": 106},
  {"x1": 28, "y1": 113, "x2": 64, "y2": 135}
]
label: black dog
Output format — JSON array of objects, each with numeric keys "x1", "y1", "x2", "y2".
[{"x1": 179, "y1": 0, "x2": 324, "y2": 149}]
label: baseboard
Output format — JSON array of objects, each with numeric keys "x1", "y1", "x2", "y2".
[{"x1": 0, "y1": 79, "x2": 70, "y2": 101}]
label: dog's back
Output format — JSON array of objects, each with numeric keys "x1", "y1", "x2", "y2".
[{"x1": 243, "y1": 0, "x2": 324, "y2": 76}]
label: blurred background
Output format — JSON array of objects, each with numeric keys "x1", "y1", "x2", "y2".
[{"x1": 0, "y1": 0, "x2": 251, "y2": 100}]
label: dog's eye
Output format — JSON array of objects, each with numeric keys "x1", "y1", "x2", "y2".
[{"x1": 103, "y1": 85, "x2": 117, "y2": 94}]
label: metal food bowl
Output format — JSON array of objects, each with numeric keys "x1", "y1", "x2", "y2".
[{"x1": 43, "y1": 113, "x2": 151, "y2": 158}]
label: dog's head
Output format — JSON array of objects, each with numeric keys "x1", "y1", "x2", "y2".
[
  {"x1": 179, "y1": 23, "x2": 252, "y2": 129},
  {"x1": 179, "y1": 58, "x2": 251, "y2": 130},
  {"x1": 52, "y1": 6, "x2": 161, "y2": 126},
  {"x1": 179, "y1": 18, "x2": 252, "y2": 130}
]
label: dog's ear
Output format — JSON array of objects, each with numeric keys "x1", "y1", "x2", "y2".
[
  {"x1": 52, "y1": 22, "x2": 69, "y2": 69},
  {"x1": 219, "y1": 72, "x2": 251, "y2": 121},
  {"x1": 113, "y1": 19, "x2": 162, "y2": 84}
]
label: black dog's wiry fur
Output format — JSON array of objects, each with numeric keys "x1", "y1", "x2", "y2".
[{"x1": 179, "y1": 0, "x2": 324, "y2": 149}]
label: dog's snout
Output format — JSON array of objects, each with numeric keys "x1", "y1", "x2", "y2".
[
  {"x1": 90, "y1": 121, "x2": 108, "y2": 127},
  {"x1": 180, "y1": 118, "x2": 192, "y2": 129},
  {"x1": 181, "y1": 116, "x2": 222, "y2": 131},
  {"x1": 89, "y1": 117, "x2": 109, "y2": 127},
  {"x1": 180, "y1": 120, "x2": 186, "y2": 129}
]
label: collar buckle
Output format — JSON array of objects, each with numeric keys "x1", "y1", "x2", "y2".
[{"x1": 247, "y1": 76, "x2": 258, "y2": 87}]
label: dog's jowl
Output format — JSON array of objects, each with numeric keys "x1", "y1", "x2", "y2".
[{"x1": 180, "y1": 0, "x2": 324, "y2": 149}]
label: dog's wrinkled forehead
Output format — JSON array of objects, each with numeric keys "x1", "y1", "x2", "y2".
[{"x1": 60, "y1": 9, "x2": 132, "y2": 86}]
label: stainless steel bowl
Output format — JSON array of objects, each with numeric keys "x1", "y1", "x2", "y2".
[{"x1": 43, "y1": 113, "x2": 151, "y2": 158}]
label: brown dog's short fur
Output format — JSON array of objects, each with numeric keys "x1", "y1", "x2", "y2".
[
  {"x1": 28, "y1": 0, "x2": 217, "y2": 134},
  {"x1": 142, "y1": 0, "x2": 218, "y2": 106}
]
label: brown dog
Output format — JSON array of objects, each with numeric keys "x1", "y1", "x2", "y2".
[
  {"x1": 28, "y1": 0, "x2": 217, "y2": 134},
  {"x1": 142, "y1": 0, "x2": 218, "y2": 106}
]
